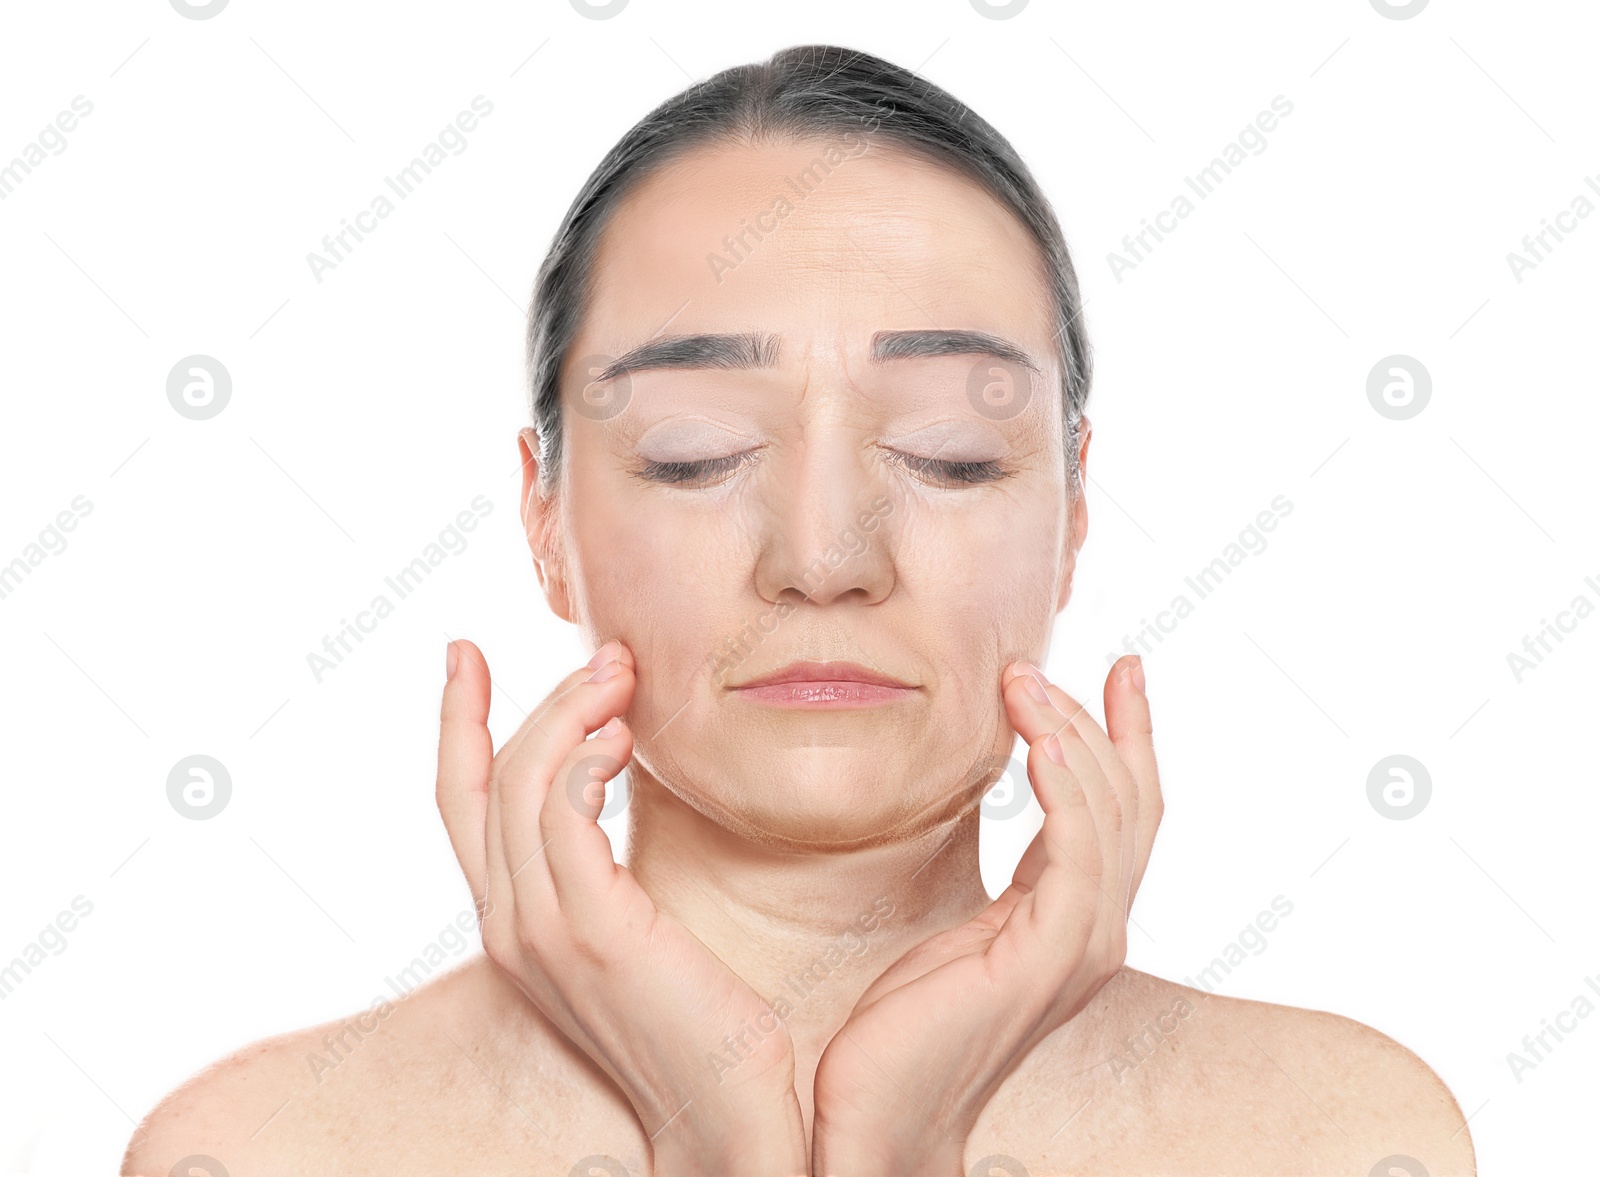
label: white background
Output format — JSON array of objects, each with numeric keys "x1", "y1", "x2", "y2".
[{"x1": 1, "y1": 0, "x2": 1596, "y2": 1173}]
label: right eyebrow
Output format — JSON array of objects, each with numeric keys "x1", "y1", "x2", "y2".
[{"x1": 594, "y1": 333, "x2": 781, "y2": 383}]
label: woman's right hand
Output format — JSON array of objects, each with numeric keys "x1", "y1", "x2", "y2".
[{"x1": 436, "y1": 638, "x2": 807, "y2": 1177}]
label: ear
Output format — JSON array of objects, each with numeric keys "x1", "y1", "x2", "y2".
[
  {"x1": 519, "y1": 428, "x2": 573, "y2": 623},
  {"x1": 1055, "y1": 416, "x2": 1092, "y2": 614}
]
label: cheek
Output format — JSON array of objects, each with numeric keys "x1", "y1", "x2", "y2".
[
  {"x1": 894, "y1": 499, "x2": 1061, "y2": 700},
  {"x1": 568, "y1": 476, "x2": 756, "y2": 694},
  {"x1": 897, "y1": 495, "x2": 1061, "y2": 614}
]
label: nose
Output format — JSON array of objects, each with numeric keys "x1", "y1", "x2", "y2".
[{"x1": 752, "y1": 428, "x2": 895, "y2": 609}]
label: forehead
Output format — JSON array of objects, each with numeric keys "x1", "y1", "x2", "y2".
[{"x1": 577, "y1": 135, "x2": 1057, "y2": 362}]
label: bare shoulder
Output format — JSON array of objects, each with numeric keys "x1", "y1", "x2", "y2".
[
  {"x1": 975, "y1": 969, "x2": 1476, "y2": 1176},
  {"x1": 122, "y1": 957, "x2": 644, "y2": 1177},
  {"x1": 123, "y1": 1015, "x2": 313, "y2": 1177}
]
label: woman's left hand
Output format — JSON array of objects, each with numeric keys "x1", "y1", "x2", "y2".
[{"x1": 810, "y1": 655, "x2": 1162, "y2": 1177}]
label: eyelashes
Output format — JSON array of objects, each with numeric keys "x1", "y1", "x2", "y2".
[
  {"x1": 633, "y1": 451, "x2": 757, "y2": 487},
  {"x1": 632, "y1": 447, "x2": 1011, "y2": 490},
  {"x1": 881, "y1": 450, "x2": 1009, "y2": 489}
]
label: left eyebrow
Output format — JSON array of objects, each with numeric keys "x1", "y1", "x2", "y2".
[{"x1": 871, "y1": 329, "x2": 1041, "y2": 372}]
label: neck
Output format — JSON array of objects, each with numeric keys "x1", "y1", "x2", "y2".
[{"x1": 621, "y1": 764, "x2": 993, "y2": 1105}]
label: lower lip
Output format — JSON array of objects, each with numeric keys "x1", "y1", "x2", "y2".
[{"x1": 735, "y1": 681, "x2": 915, "y2": 708}]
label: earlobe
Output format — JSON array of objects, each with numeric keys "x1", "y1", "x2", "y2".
[
  {"x1": 518, "y1": 429, "x2": 573, "y2": 623},
  {"x1": 1055, "y1": 543, "x2": 1078, "y2": 614}
]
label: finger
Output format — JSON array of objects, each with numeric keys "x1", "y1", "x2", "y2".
[
  {"x1": 479, "y1": 641, "x2": 634, "y2": 940},
  {"x1": 1003, "y1": 734, "x2": 1101, "y2": 970},
  {"x1": 438, "y1": 639, "x2": 493, "y2": 906},
  {"x1": 1005, "y1": 663, "x2": 1132, "y2": 818},
  {"x1": 498, "y1": 658, "x2": 637, "y2": 899},
  {"x1": 1001, "y1": 661, "x2": 1067, "y2": 745},
  {"x1": 498, "y1": 639, "x2": 634, "y2": 770},
  {"x1": 1003, "y1": 669, "x2": 1125, "y2": 889},
  {"x1": 484, "y1": 641, "x2": 634, "y2": 879},
  {"x1": 1002, "y1": 672, "x2": 1122, "y2": 910},
  {"x1": 961, "y1": 834, "x2": 1042, "y2": 941},
  {"x1": 1008, "y1": 828, "x2": 1048, "y2": 894},
  {"x1": 1039, "y1": 720, "x2": 1128, "y2": 933},
  {"x1": 542, "y1": 716, "x2": 636, "y2": 925},
  {"x1": 987, "y1": 671, "x2": 1056, "y2": 895},
  {"x1": 1007, "y1": 665, "x2": 1139, "y2": 911},
  {"x1": 1105, "y1": 655, "x2": 1162, "y2": 904}
]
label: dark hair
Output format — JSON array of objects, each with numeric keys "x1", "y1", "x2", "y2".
[{"x1": 525, "y1": 43, "x2": 1091, "y2": 493}]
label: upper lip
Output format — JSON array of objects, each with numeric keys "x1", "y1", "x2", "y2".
[{"x1": 735, "y1": 661, "x2": 916, "y2": 689}]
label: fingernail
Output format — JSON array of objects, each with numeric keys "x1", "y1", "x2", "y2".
[
  {"x1": 586, "y1": 660, "x2": 624, "y2": 684},
  {"x1": 1021, "y1": 673, "x2": 1050, "y2": 705},
  {"x1": 445, "y1": 641, "x2": 458, "y2": 681},
  {"x1": 1043, "y1": 733, "x2": 1066, "y2": 766},
  {"x1": 586, "y1": 640, "x2": 621, "y2": 670},
  {"x1": 1130, "y1": 656, "x2": 1146, "y2": 695},
  {"x1": 596, "y1": 716, "x2": 623, "y2": 739}
]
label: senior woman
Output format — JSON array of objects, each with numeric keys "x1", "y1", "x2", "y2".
[{"x1": 127, "y1": 44, "x2": 1474, "y2": 1177}]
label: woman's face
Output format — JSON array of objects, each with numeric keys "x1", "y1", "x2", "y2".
[{"x1": 525, "y1": 134, "x2": 1089, "y2": 849}]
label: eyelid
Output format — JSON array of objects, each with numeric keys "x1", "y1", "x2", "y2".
[
  {"x1": 881, "y1": 417, "x2": 1008, "y2": 462},
  {"x1": 633, "y1": 416, "x2": 761, "y2": 462}
]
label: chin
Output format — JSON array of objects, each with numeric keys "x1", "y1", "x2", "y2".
[{"x1": 689, "y1": 748, "x2": 972, "y2": 849}]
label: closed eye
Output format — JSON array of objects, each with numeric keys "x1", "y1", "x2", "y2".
[
  {"x1": 884, "y1": 448, "x2": 1010, "y2": 488},
  {"x1": 632, "y1": 449, "x2": 759, "y2": 488},
  {"x1": 631, "y1": 447, "x2": 1009, "y2": 489}
]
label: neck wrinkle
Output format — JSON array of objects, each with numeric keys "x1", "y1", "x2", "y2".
[{"x1": 621, "y1": 762, "x2": 994, "y2": 1052}]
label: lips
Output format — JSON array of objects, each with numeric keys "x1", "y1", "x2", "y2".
[
  {"x1": 734, "y1": 661, "x2": 914, "y2": 690},
  {"x1": 731, "y1": 661, "x2": 918, "y2": 709}
]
